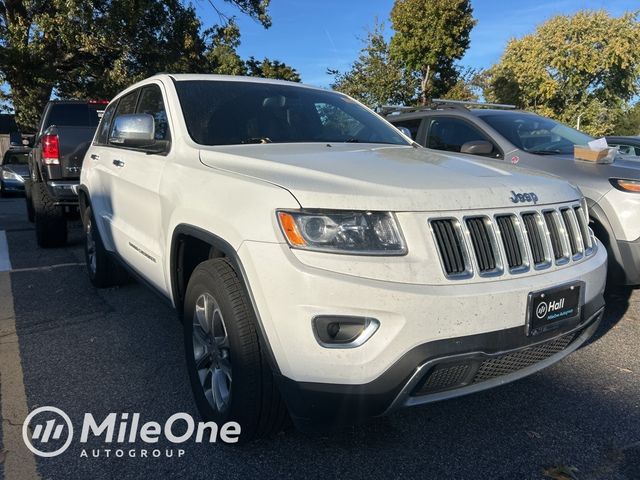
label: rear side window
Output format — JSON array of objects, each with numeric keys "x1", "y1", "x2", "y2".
[
  {"x1": 136, "y1": 85, "x2": 170, "y2": 141},
  {"x1": 611, "y1": 144, "x2": 640, "y2": 156},
  {"x1": 95, "y1": 101, "x2": 118, "y2": 145},
  {"x1": 427, "y1": 117, "x2": 494, "y2": 154},
  {"x1": 45, "y1": 104, "x2": 102, "y2": 129}
]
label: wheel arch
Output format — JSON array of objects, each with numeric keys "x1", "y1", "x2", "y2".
[{"x1": 170, "y1": 224, "x2": 281, "y2": 374}]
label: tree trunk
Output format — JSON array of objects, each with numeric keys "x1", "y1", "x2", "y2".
[{"x1": 420, "y1": 65, "x2": 431, "y2": 105}]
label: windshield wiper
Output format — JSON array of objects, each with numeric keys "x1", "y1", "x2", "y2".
[
  {"x1": 241, "y1": 137, "x2": 272, "y2": 144},
  {"x1": 527, "y1": 149, "x2": 563, "y2": 155},
  {"x1": 345, "y1": 138, "x2": 360, "y2": 143}
]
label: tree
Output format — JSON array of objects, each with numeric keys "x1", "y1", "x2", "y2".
[
  {"x1": 614, "y1": 102, "x2": 640, "y2": 135},
  {"x1": 390, "y1": 0, "x2": 476, "y2": 104},
  {"x1": 329, "y1": 21, "x2": 417, "y2": 107},
  {"x1": 484, "y1": 10, "x2": 640, "y2": 137},
  {"x1": 204, "y1": 21, "x2": 247, "y2": 76},
  {"x1": 245, "y1": 57, "x2": 301, "y2": 82},
  {"x1": 0, "y1": 0, "x2": 274, "y2": 130}
]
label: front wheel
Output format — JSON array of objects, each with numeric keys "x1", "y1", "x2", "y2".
[{"x1": 183, "y1": 258, "x2": 288, "y2": 442}]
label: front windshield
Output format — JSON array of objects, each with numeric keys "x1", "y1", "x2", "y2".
[
  {"x1": 175, "y1": 80, "x2": 409, "y2": 146},
  {"x1": 3, "y1": 152, "x2": 28, "y2": 165},
  {"x1": 480, "y1": 113, "x2": 593, "y2": 155}
]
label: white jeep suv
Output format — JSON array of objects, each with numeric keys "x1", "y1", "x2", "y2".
[{"x1": 80, "y1": 74, "x2": 607, "y2": 439}]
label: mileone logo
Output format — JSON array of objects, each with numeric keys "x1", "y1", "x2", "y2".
[{"x1": 23, "y1": 406, "x2": 241, "y2": 458}]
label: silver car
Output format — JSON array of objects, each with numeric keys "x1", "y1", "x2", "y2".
[{"x1": 387, "y1": 101, "x2": 640, "y2": 285}]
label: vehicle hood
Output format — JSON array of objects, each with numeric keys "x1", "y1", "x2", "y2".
[
  {"x1": 199, "y1": 144, "x2": 581, "y2": 211},
  {"x1": 2, "y1": 164, "x2": 29, "y2": 178}
]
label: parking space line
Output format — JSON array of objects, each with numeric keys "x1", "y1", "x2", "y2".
[
  {"x1": 0, "y1": 231, "x2": 11, "y2": 272},
  {"x1": 0, "y1": 272, "x2": 40, "y2": 479},
  {"x1": 10, "y1": 262, "x2": 85, "y2": 274}
]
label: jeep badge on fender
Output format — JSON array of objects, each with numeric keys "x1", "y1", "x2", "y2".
[{"x1": 510, "y1": 191, "x2": 539, "y2": 204}]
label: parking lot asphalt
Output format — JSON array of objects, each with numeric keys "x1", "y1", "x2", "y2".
[{"x1": 0, "y1": 195, "x2": 638, "y2": 480}]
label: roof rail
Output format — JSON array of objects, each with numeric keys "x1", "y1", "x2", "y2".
[
  {"x1": 431, "y1": 99, "x2": 516, "y2": 109},
  {"x1": 379, "y1": 99, "x2": 516, "y2": 116}
]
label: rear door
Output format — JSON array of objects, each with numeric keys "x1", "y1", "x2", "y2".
[{"x1": 107, "y1": 83, "x2": 171, "y2": 292}]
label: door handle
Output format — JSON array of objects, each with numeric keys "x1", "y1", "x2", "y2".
[
  {"x1": 112, "y1": 159, "x2": 125, "y2": 168},
  {"x1": 90, "y1": 154, "x2": 100, "y2": 161}
]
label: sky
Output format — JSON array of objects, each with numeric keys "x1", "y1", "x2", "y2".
[{"x1": 194, "y1": 0, "x2": 640, "y2": 87}]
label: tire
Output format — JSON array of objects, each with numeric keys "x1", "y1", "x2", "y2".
[
  {"x1": 24, "y1": 179, "x2": 35, "y2": 222},
  {"x1": 184, "y1": 258, "x2": 288, "y2": 442},
  {"x1": 83, "y1": 205, "x2": 129, "y2": 288},
  {"x1": 32, "y1": 182, "x2": 67, "y2": 247},
  {"x1": 0, "y1": 181, "x2": 5, "y2": 198}
]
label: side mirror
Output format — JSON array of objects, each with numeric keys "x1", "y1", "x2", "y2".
[
  {"x1": 109, "y1": 114, "x2": 155, "y2": 148},
  {"x1": 460, "y1": 140, "x2": 493, "y2": 156},
  {"x1": 396, "y1": 126, "x2": 413, "y2": 139}
]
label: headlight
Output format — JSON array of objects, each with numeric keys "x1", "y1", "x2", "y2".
[
  {"x1": 277, "y1": 210, "x2": 407, "y2": 255},
  {"x1": 1, "y1": 170, "x2": 23, "y2": 182},
  {"x1": 610, "y1": 178, "x2": 640, "y2": 193}
]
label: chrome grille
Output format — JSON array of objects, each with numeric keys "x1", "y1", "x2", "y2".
[
  {"x1": 465, "y1": 217, "x2": 498, "y2": 273},
  {"x1": 431, "y1": 204, "x2": 595, "y2": 279},
  {"x1": 522, "y1": 213, "x2": 547, "y2": 266},
  {"x1": 495, "y1": 215, "x2": 525, "y2": 270},
  {"x1": 430, "y1": 219, "x2": 468, "y2": 276}
]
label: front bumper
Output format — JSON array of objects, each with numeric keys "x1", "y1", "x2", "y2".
[
  {"x1": 237, "y1": 239, "x2": 607, "y2": 424},
  {"x1": 615, "y1": 237, "x2": 640, "y2": 285},
  {"x1": 277, "y1": 301, "x2": 603, "y2": 427},
  {"x1": 1, "y1": 178, "x2": 25, "y2": 191}
]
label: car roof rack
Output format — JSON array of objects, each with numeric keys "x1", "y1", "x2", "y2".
[{"x1": 379, "y1": 99, "x2": 516, "y2": 116}]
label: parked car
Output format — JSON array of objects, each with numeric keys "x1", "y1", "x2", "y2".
[
  {"x1": 80, "y1": 75, "x2": 607, "y2": 440},
  {"x1": 26, "y1": 100, "x2": 108, "y2": 247},
  {"x1": 387, "y1": 101, "x2": 640, "y2": 286},
  {"x1": 606, "y1": 136, "x2": 640, "y2": 157},
  {"x1": 0, "y1": 114, "x2": 22, "y2": 158},
  {"x1": 0, "y1": 147, "x2": 30, "y2": 196}
]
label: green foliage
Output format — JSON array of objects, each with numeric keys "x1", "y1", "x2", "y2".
[
  {"x1": 390, "y1": 0, "x2": 476, "y2": 103},
  {"x1": 0, "y1": 0, "x2": 289, "y2": 130},
  {"x1": 245, "y1": 57, "x2": 301, "y2": 82},
  {"x1": 484, "y1": 10, "x2": 640, "y2": 137},
  {"x1": 614, "y1": 102, "x2": 640, "y2": 136},
  {"x1": 204, "y1": 21, "x2": 248, "y2": 75},
  {"x1": 329, "y1": 21, "x2": 417, "y2": 107}
]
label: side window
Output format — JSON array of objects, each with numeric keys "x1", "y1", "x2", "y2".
[
  {"x1": 95, "y1": 101, "x2": 118, "y2": 145},
  {"x1": 613, "y1": 144, "x2": 639, "y2": 156},
  {"x1": 136, "y1": 85, "x2": 170, "y2": 141},
  {"x1": 427, "y1": 117, "x2": 496, "y2": 156},
  {"x1": 393, "y1": 119, "x2": 422, "y2": 140}
]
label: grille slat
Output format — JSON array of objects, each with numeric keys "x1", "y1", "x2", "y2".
[
  {"x1": 574, "y1": 206, "x2": 593, "y2": 250},
  {"x1": 496, "y1": 215, "x2": 523, "y2": 269},
  {"x1": 466, "y1": 217, "x2": 496, "y2": 272},
  {"x1": 543, "y1": 211, "x2": 565, "y2": 260},
  {"x1": 432, "y1": 219, "x2": 466, "y2": 276},
  {"x1": 561, "y1": 209, "x2": 580, "y2": 255},
  {"x1": 522, "y1": 213, "x2": 546, "y2": 265}
]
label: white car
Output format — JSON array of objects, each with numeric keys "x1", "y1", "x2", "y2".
[{"x1": 80, "y1": 74, "x2": 607, "y2": 440}]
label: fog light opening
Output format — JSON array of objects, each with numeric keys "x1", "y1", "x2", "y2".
[{"x1": 313, "y1": 316, "x2": 380, "y2": 348}]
